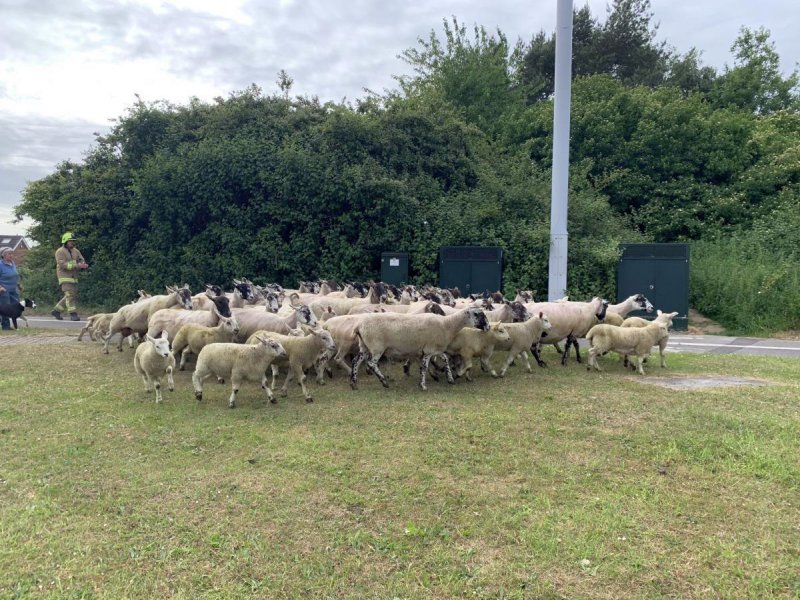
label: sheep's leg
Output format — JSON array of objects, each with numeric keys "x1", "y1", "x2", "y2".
[
  {"x1": 531, "y1": 342, "x2": 547, "y2": 368},
  {"x1": 178, "y1": 349, "x2": 191, "y2": 371},
  {"x1": 154, "y1": 379, "x2": 163, "y2": 404},
  {"x1": 166, "y1": 366, "x2": 174, "y2": 392},
  {"x1": 554, "y1": 342, "x2": 564, "y2": 355},
  {"x1": 419, "y1": 354, "x2": 431, "y2": 390},
  {"x1": 498, "y1": 351, "x2": 515, "y2": 378},
  {"x1": 659, "y1": 340, "x2": 668, "y2": 368},
  {"x1": 402, "y1": 359, "x2": 411, "y2": 377},
  {"x1": 439, "y1": 353, "x2": 454, "y2": 384},
  {"x1": 571, "y1": 337, "x2": 583, "y2": 363},
  {"x1": 280, "y1": 369, "x2": 293, "y2": 397},
  {"x1": 456, "y1": 354, "x2": 472, "y2": 381},
  {"x1": 78, "y1": 324, "x2": 90, "y2": 341},
  {"x1": 102, "y1": 331, "x2": 113, "y2": 354},
  {"x1": 481, "y1": 351, "x2": 498, "y2": 378},
  {"x1": 350, "y1": 352, "x2": 365, "y2": 389},
  {"x1": 228, "y1": 385, "x2": 239, "y2": 408},
  {"x1": 296, "y1": 367, "x2": 313, "y2": 403},
  {"x1": 560, "y1": 336, "x2": 575, "y2": 366},
  {"x1": 261, "y1": 373, "x2": 277, "y2": 404},
  {"x1": 270, "y1": 364, "x2": 280, "y2": 390},
  {"x1": 587, "y1": 347, "x2": 602, "y2": 371},
  {"x1": 518, "y1": 350, "x2": 533, "y2": 373},
  {"x1": 335, "y1": 351, "x2": 353, "y2": 376},
  {"x1": 366, "y1": 354, "x2": 389, "y2": 388},
  {"x1": 636, "y1": 355, "x2": 646, "y2": 375},
  {"x1": 192, "y1": 368, "x2": 211, "y2": 401},
  {"x1": 140, "y1": 373, "x2": 152, "y2": 393}
]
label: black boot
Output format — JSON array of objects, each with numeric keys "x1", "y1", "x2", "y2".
[
  {"x1": 69, "y1": 312, "x2": 80, "y2": 321},
  {"x1": 51, "y1": 310, "x2": 63, "y2": 320}
]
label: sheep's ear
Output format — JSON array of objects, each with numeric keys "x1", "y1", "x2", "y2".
[
  {"x1": 657, "y1": 309, "x2": 663, "y2": 316},
  {"x1": 669, "y1": 312, "x2": 679, "y2": 318},
  {"x1": 538, "y1": 311, "x2": 544, "y2": 319},
  {"x1": 299, "y1": 324, "x2": 313, "y2": 335},
  {"x1": 160, "y1": 330, "x2": 169, "y2": 340},
  {"x1": 146, "y1": 334, "x2": 157, "y2": 344}
]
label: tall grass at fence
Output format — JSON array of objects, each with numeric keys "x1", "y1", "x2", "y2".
[{"x1": 691, "y1": 237, "x2": 800, "y2": 335}]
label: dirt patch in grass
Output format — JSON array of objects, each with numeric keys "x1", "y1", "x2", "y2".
[
  {"x1": 687, "y1": 309, "x2": 726, "y2": 335},
  {"x1": 635, "y1": 375, "x2": 770, "y2": 390}
]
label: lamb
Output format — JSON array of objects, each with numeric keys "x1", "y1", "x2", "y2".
[
  {"x1": 524, "y1": 297, "x2": 608, "y2": 366},
  {"x1": 103, "y1": 285, "x2": 194, "y2": 353},
  {"x1": 602, "y1": 293, "x2": 654, "y2": 326},
  {"x1": 192, "y1": 336, "x2": 287, "y2": 408},
  {"x1": 351, "y1": 307, "x2": 489, "y2": 391},
  {"x1": 586, "y1": 321, "x2": 671, "y2": 375},
  {"x1": 484, "y1": 301, "x2": 530, "y2": 323},
  {"x1": 133, "y1": 331, "x2": 176, "y2": 403},
  {"x1": 245, "y1": 326, "x2": 337, "y2": 403},
  {"x1": 444, "y1": 321, "x2": 511, "y2": 380},
  {"x1": 619, "y1": 310, "x2": 679, "y2": 367},
  {"x1": 494, "y1": 312, "x2": 553, "y2": 376},
  {"x1": 78, "y1": 312, "x2": 114, "y2": 341},
  {"x1": 232, "y1": 304, "x2": 317, "y2": 341},
  {"x1": 171, "y1": 313, "x2": 241, "y2": 371}
]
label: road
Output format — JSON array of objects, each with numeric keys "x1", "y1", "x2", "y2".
[{"x1": 9, "y1": 318, "x2": 800, "y2": 358}]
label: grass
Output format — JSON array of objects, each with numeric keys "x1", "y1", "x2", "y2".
[{"x1": 1, "y1": 330, "x2": 799, "y2": 599}]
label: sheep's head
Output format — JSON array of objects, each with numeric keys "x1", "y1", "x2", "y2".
[
  {"x1": 656, "y1": 310, "x2": 679, "y2": 329},
  {"x1": 425, "y1": 302, "x2": 446, "y2": 316},
  {"x1": 634, "y1": 293, "x2": 654, "y2": 313},
  {"x1": 538, "y1": 312, "x2": 552, "y2": 337},
  {"x1": 296, "y1": 305, "x2": 318, "y2": 327},
  {"x1": 177, "y1": 285, "x2": 193, "y2": 310},
  {"x1": 264, "y1": 292, "x2": 280, "y2": 313},
  {"x1": 221, "y1": 315, "x2": 240, "y2": 336},
  {"x1": 146, "y1": 331, "x2": 171, "y2": 358},
  {"x1": 466, "y1": 307, "x2": 489, "y2": 332},
  {"x1": 490, "y1": 322, "x2": 510, "y2": 343},
  {"x1": 211, "y1": 295, "x2": 232, "y2": 317},
  {"x1": 307, "y1": 327, "x2": 336, "y2": 354},
  {"x1": 255, "y1": 336, "x2": 287, "y2": 358},
  {"x1": 509, "y1": 301, "x2": 530, "y2": 323},
  {"x1": 594, "y1": 298, "x2": 609, "y2": 321}
]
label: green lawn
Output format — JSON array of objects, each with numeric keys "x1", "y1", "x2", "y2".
[{"x1": 1, "y1": 332, "x2": 798, "y2": 599}]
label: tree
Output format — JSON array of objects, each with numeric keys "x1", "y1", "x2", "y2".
[{"x1": 711, "y1": 27, "x2": 799, "y2": 114}]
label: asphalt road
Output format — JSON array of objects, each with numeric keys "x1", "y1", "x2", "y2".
[{"x1": 13, "y1": 318, "x2": 800, "y2": 358}]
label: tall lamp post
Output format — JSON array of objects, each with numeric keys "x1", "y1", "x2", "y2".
[{"x1": 548, "y1": 0, "x2": 573, "y2": 301}]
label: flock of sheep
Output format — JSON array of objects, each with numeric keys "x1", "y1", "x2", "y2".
[{"x1": 79, "y1": 279, "x2": 679, "y2": 408}]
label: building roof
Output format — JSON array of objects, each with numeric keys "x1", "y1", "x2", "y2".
[{"x1": 0, "y1": 235, "x2": 31, "y2": 250}]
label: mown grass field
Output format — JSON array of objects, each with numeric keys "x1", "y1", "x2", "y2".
[{"x1": 1, "y1": 331, "x2": 799, "y2": 599}]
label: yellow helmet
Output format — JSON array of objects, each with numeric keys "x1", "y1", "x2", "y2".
[{"x1": 61, "y1": 232, "x2": 77, "y2": 244}]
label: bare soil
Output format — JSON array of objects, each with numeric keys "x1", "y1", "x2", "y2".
[{"x1": 686, "y1": 309, "x2": 726, "y2": 335}]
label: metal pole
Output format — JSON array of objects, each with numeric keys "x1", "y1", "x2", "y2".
[{"x1": 548, "y1": 0, "x2": 573, "y2": 301}]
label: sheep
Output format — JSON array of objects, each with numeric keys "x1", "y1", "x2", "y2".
[
  {"x1": 78, "y1": 312, "x2": 114, "y2": 342},
  {"x1": 103, "y1": 285, "x2": 194, "y2": 353},
  {"x1": 146, "y1": 296, "x2": 233, "y2": 342},
  {"x1": 245, "y1": 326, "x2": 337, "y2": 403},
  {"x1": 493, "y1": 313, "x2": 553, "y2": 376},
  {"x1": 226, "y1": 279, "x2": 255, "y2": 308},
  {"x1": 444, "y1": 321, "x2": 511, "y2": 380},
  {"x1": 524, "y1": 297, "x2": 608, "y2": 366},
  {"x1": 171, "y1": 312, "x2": 241, "y2": 371},
  {"x1": 586, "y1": 320, "x2": 671, "y2": 375},
  {"x1": 618, "y1": 310, "x2": 679, "y2": 367},
  {"x1": 233, "y1": 304, "x2": 317, "y2": 341},
  {"x1": 351, "y1": 307, "x2": 490, "y2": 391},
  {"x1": 320, "y1": 313, "x2": 377, "y2": 376},
  {"x1": 514, "y1": 290, "x2": 536, "y2": 303},
  {"x1": 602, "y1": 293, "x2": 654, "y2": 326},
  {"x1": 347, "y1": 301, "x2": 445, "y2": 316},
  {"x1": 192, "y1": 335, "x2": 287, "y2": 408},
  {"x1": 133, "y1": 331, "x2": 176, "y2": 403},
  {"x1": 191, "y1": 285, "x2": 224, "y2": 310}
]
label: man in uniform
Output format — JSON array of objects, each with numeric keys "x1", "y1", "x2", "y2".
[{"x1": 52, "y1": 232, "x2": 89, "y2": 321}]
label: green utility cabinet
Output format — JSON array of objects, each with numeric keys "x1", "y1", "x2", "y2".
[
  {"x1": 617, "y1": 243, "x2": 689, "y2": 331},
  {"x1": 439, "y1": 246, "x2": 503, "y2": 296},
  {"x1": 380, "y1": 252, "x2": 409, "y2": 286}
]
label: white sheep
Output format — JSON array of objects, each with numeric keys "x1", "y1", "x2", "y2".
[
  {"x1": 171, "y1": 313, "x2": 241, "y2": 371},
  {"x1": 619, "y1": 310, "x2": 679, "y2": 367},
  {"x1": 104, "y1": 285, "x2": 194, "y2": 353},
  {"x1": 524, "y1": 297, "x2": 608, "y2": 366},
  {"x1": 445, "y1": 321, "x2": 511, "y2": 380},
  {"x1": 192, "y1": 336, "x2": 287, "y2": 408},
  {"x1": 351, "y1": 307, "x2": 490, "y2": 391},
  {"x1": 245, "y1": 326, "x2": 337, "y2": 403},
  {"x1": 233, "y1": 304, "x2": 317, "y2": 341},
  {"x1": 586, "y1": 319, "x2": 673, "y2": 375},
  {"x1": 78, "y1": 312, "x2": 115, "y2": 342},
  {"x1": 493, "y1": 312, "x2": 553, "y2": 376},
  {"x1": 133, "y1": 331, "x2": 176, "y2": 403},
  {"x1": 147, "y1": 298, "x2": 234, "y2": 343}
]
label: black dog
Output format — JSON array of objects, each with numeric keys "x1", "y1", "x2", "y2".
[{"x1": 0, "y1": 298, "x2": 36, "y2": 329}]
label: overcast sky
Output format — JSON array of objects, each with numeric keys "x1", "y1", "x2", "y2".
[{"x1": 1, "y1": 0, "x2": 798, "y2": 237}]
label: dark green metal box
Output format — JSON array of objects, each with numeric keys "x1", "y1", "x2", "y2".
[
  {"x1": 617, "y1": 243, "x2": 689, "y2": 330},
  {"x1": 380, "y1": 252, "x2": 409, "y2": 286},
  {"x1": 439, "y1": 246, "x2": 503, "y2": 296}
]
